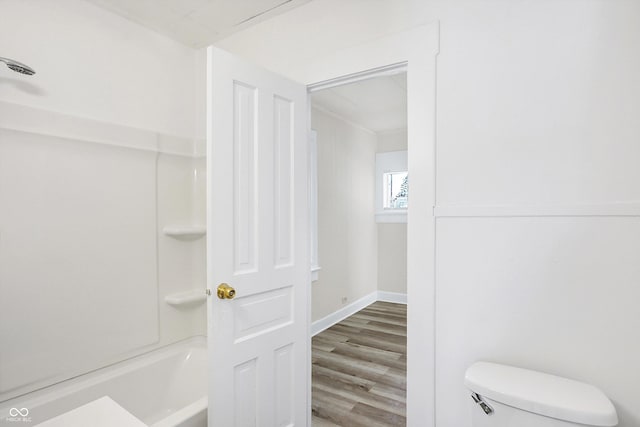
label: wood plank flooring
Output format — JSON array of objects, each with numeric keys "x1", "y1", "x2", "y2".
[{"x1": 311, "y1": 301, "x2": 407, "y2": 427}]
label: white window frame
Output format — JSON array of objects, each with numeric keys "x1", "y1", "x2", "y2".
[{"x1": 376, "y1": 150, "x2": 408, "y2": 223}]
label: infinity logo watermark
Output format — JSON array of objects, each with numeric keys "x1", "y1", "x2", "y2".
[{"x1": 5, "y1": 407, "x2": 31, "y2": 423}]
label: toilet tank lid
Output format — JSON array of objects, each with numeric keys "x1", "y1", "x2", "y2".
[{"x1": 464, "y1": 362, "x2": 618, "y2": 427}]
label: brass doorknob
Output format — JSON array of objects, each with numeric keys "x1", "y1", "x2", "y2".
[{"x1": 217, "y1": 283, "x2": 236, "y2": 300}]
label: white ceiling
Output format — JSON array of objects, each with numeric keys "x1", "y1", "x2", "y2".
[
  {"x1": 86, "y1": 0, "x2": 312, "y2": 48},
  {"x1": 85, "y1": 0, "x2": 406, "y2": 132},
  {"x1": 311, "y1": 73, "x2": 407, "y2": 133}
]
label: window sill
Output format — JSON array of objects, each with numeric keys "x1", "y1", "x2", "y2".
[
  {"x1": 375, "y1": 210, "x2": 407, "y2": 223},
  {"x1": 311, "y1": 266, "x2": 321, "y2": 282}
]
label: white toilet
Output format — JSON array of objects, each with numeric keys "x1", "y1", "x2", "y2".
[{"x1": 465, "y1": 362, "x2": 618, "y2": 427}]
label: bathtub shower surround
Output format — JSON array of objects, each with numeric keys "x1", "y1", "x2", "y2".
[
  {"x1": 0, "y1": 101, "x2": 206, "y2": 406},
  {"x1": 0, "y1": 1, "x2": 206, "y2": 423},
  {"x1": 0, "y1": 338, "x2": 207, "y2": 427}
]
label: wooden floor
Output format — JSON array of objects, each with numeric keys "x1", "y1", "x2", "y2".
[{"x1": 311, "y1": 301, "x2": 407, "y2": 427}]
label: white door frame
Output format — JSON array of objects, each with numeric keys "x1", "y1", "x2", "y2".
[
  {"x1": 307, "y1": 61, "x2": 408, "y2": 92},
  {"x1": 305, "y1": 22, "x2": 440, "y2": 427}
]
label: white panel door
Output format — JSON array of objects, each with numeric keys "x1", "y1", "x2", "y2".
[{"x1": 206, "y1": 47, "x2": 310, "y2": 427}]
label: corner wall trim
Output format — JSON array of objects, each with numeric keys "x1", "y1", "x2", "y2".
[{"x1": 311, "y1": 291, "x2": 408, "y2": 336}]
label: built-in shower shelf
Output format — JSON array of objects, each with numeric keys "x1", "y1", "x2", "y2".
[
  {"x1": 162, "y1": 226, "x2": 206, "y2": 238},
  {"x1": 165, "y1": 290, "x2": 206, "y2": 307}
]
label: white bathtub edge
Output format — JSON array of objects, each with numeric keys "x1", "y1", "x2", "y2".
[
  {"x1": 0, "y1": 336, "x2": 207, "y2": 424},
  {"x1": 150, "y1": 396, "x2": 208, "y2": 427}
]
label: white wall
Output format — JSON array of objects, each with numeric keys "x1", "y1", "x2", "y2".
[
  {"x1": 376, "y1": 224, "x2": 407, "y2": 294},
  {"x1": 219, "y1": 1, "x2": 640, "y2": 426},
  {"x1": 311, "y1": 106, "x2": 378, "y2": 322},
  {"x1": 0, "y1": 0, "x2": 205, "y2": 402},
  {"x1": 377, "y1": 128, "x2": 408, "y2": 153},
  {"x1": 216, "y1": 0, "x2": 428, "y2": 84},
  {"x1": 433, "y1": 0, "x2": 640, "y2": 207},
  {"x1": 0, "y1": 0, "x2": 197, "y2": 138},
  {"x1": 377, "y1": 129, "x2": 408, "y2": 294},
  {"x1": 432, "y1": 1, "x2": 640, "y2": 426}
]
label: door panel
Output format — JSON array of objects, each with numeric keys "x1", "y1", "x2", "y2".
[
  {"x1": 232, "y1": 81, "x2": 258, "y2": 274},
  {"x1": 233, "y1": 287, "x2": 293, "y2": 342},
  {"x1": 207, "y1": 46, "x2": 309, "y2": 427},
  {"x1": 273, "y1": 95, "x2": 294, "y2": 268}
]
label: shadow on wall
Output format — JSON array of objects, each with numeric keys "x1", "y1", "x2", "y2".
[{"x1": 0, "y1": 77, "x2": 46, "y2": 96}]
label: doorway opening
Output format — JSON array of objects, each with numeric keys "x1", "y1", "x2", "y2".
[{"x1": 308, "y1": 67, "x2": 408, "y2": 426}]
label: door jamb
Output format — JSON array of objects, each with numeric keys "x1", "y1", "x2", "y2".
[
  {"x1": 305, "y1": 32, "x2": 437, "y2": 423},
  {"x1": 303, "y1": 23, "x2": 439, "y2": 427},
  {"x1": 307, "y1": 62, "x2": 408, "y2": 93},
  {"x1": 306, "y1": 62, "x2": 409, "y2": 426}
]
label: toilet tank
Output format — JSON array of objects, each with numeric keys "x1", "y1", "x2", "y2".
[{"x1": 464, "y1": 362, "x2": 618, "y2": 427}]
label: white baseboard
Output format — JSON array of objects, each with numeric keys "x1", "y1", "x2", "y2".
[
  {"x1": 377, "y1": 291, "x2": 408, "y2": 304},
  {"x1": 311, "y1": 291, "x2": 377, "y2": 336},
  {"x1": 311, "y1": 291, "x2": 408, "y2": 336}
]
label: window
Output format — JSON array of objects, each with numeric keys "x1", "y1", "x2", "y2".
[
  {"x1": 383, "y1": 171, "x2": 408, "y2": 209},
  {"x1": 375, "y1": 150, "x2": 408, "y2": 223}
]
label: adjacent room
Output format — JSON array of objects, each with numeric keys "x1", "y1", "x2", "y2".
[
  {"x1": 1, "y1": 0, "x2": 639, "y2": 426},
  {"x1": 309, "y1": 72, "x2": 409, "y2": 425}
]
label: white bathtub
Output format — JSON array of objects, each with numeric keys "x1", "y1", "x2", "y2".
[{"x1": 0, "y1": 337, "x2": 207, "y2": 426}]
